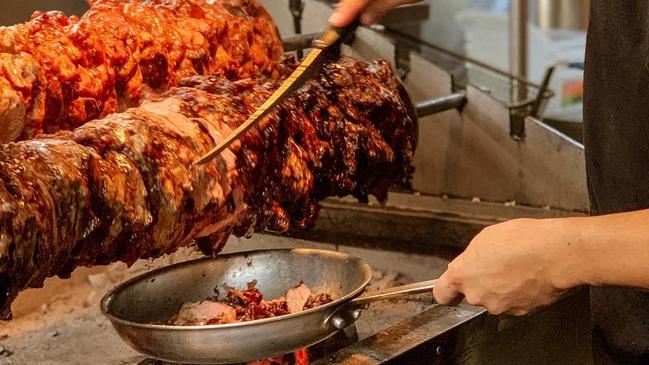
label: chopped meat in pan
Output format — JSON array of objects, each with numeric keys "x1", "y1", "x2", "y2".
[{"x1": 169, "y1": 281, "x2": 332, "y2": 326}]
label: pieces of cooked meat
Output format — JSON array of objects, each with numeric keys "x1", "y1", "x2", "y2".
[
  {"x1": 0, "y1": 0, "x2": 283, "y2": 142},
  {"x1": 170, "y1": 281, "x2": 325, "y2": 364},
  {"x1": 286, "y1": 282, "x2": 313, "y2": 314},
  {"x1": 170, "y1": 300, "x2": 239, "y2": 326},
  {"x1": 170, "y1": 281, "x2": 331, "y2": 326},
  {"x1": 0, "y1": 57, "x2": 417, "y2": 319}
]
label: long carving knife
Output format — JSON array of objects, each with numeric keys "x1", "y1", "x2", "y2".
[{"x1": 194, "y1": 20, "x2": 360, "y2": 165}]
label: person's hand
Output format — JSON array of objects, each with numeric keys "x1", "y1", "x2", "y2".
[
  {"x1": 329, "y1": 0, "x2": 422, "y2": 27},
  {"x1": 433, "y1": 218, "x2": 580, "y2": 316}
]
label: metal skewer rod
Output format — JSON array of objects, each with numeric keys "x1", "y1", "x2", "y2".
[
  {"x1": 282, "y1": 33, "x2": 320, "y2": 52},
  {"x1": 415, "y1": 91, "x2": 467, "y2": 118}
]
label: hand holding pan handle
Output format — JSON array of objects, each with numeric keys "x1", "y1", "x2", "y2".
[{"x1": 326, "y1": 279, "x2": 437, "y2": 330}]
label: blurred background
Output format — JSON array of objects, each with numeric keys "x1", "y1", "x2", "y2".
[
  {"x1": 0, "y1": 0, "x2": 588, "y2": 133},
  {"x1": 269, "y1": 0, "x2": 588, "y2": 132}
]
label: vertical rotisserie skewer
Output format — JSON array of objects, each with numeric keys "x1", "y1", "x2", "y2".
[{"x1": 0, "y1": 57, "x2": 417, "y2": 319}]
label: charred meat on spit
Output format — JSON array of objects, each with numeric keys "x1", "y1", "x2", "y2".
[
  {"x1": 0, "y1": 0, "x2": 282, "y2": 142},
  {"x1": 0, "y1": 57, "x2": 417, "y2": 319}
]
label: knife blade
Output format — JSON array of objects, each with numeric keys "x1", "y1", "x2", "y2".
[{"x1": 194, "y1": 20, "x2": 360, "y2": 165}]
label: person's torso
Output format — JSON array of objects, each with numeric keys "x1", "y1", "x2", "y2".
[
  {"x1": 585, "y1": 1, "x2": 649, "y2": 214},
  {"x1": 584, "y1": 2, "x2": 649, "y2": 364}
]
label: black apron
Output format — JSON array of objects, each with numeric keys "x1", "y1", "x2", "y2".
[{"x1": 584, "y1": 2, "x2": 649, "y2": 364}]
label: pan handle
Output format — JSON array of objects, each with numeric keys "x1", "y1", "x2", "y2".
[
  {"x1": 326, "y1": 279, "x2": 437, "y2": 330},
  {"x1": 350, "y1": 279, "x2": 437, "y2": 307}
]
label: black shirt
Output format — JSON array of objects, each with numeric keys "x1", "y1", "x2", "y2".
[{"x1": 584, "y1": 1, "x2": 649, "y2": 364}]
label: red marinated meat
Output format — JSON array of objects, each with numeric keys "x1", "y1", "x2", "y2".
[
  {"x1": 0, "y1": 0, "x2": 282, "y2": 142},
  {"x1": 223, "y1": 281, "x2": 290, "y2": 321},
  {"x1": 303, "y1": 293, "x2": 334, "y2": 310}
]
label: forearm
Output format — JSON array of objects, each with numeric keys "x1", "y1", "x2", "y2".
[
  {"x1": 550, "y1": 209, "x2": 649, "y2": 290},
  {"x1": 433, "y1": 208, "x2": 649, "y2": 314}
]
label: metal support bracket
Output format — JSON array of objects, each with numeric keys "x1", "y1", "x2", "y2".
[
  {"x1": 415, "y1": 92, "x2": 467, "y2": 118},
  {"x1": 289, "y1": 0, "x2": 306, "y2": 58}
]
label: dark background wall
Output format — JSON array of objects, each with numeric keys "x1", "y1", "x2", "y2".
[{"x1": 1, "y1": 0, "x2": 88, "y2": 26}]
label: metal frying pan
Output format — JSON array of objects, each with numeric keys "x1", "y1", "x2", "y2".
[{"x1": 101, "y1": 248, "x2": 437, "y2": 364}]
